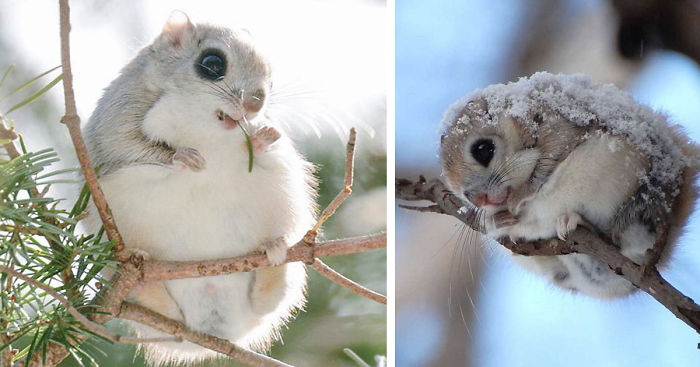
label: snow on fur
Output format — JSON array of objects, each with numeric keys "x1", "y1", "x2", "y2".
[{"x1": 441, "y1": 72, "x2": 697, "y2": 205}]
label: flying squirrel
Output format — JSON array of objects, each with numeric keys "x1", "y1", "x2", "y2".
[
  {"x1": 82, "y1": 11, "x2": 316, "y2": 365},
  {"x1": 440, "y1": 72, "x2": 699, "y2": 299}
]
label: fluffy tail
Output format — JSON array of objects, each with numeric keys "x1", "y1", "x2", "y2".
[{"x1": 664, "y1": 126, "x2": 700, "y2": 259}]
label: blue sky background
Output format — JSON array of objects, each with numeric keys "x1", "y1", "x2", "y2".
[{"x1": 396, "y1": 1, "x2": 700, "y2": 366}]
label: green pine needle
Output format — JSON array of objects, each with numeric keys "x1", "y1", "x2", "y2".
[
  {"x1": 0, "y1": 65, "x2": 60, "y2": 103},
  {"x1": 1, "y1": 146, "x2": 116, "y2": 365},
  {"x1": 6, "y1": 73, "x2": 64, "y2": 114},
  {"x1": 0, "y1": 65, "x2": 14, "y2": 90}
]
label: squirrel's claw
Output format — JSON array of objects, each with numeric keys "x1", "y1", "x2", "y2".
[
  {"x1": 556, "y1": 212, "x2": 581, "y2": 241},
  {"x1": 263, "y1": 237, "x2": 288, "y2": 265},
  {"x1": 250, "y1": 126, "x2": 281, "y2": 154}
]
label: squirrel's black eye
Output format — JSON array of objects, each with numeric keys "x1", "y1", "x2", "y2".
[
  {"x1": 196, "y1": 49, "x2": 227, "y2": 80},
  {"x1": 470, "y1": 138, "x2": 495, "y2": 167}
]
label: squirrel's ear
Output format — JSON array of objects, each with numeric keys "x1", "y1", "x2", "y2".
[{"x1": 161, "y1": 10, "x2": 194, "y2": 47}]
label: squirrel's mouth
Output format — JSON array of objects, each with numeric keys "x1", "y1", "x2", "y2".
[{"x1": 216, "y1": 109, "x2": 239, "y2": 130}]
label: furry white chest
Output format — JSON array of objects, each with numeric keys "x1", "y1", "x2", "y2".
[
  {"x1": 86, "y1": 132, "x2": 314, "y2": 358},
  {"x1": 98, "y1": 136, "x2": 310, "y2": 260},
  {"x1": 489, "y1": 133, "x2": 652, "y2": 298}
]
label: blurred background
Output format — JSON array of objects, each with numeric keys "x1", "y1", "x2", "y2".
[
  {"x1": 0, "y1": 0, "x2": 386, "y2": 366},
  {"x1": 396, "y1": 0, "x2": 700, "y2": 366}
]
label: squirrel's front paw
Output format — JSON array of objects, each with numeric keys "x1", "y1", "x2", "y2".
[
  {"x1": 172, "y1": 146, "x2": 206, "y2": 171},
  {"x1": 263, "y1": 237, "x2": 288, "y2": 265},
  {"x1": 507, "y1": 186, "x2": 536, "y2": 215},
  {"x1": 492, "y1": 210, "x2": 519, "y2": 229},
  {"x1": 556, "y1": 212, "x2": 581, "y2": 240},
  {"x1": 485, "y1": 210, "x2": 519, "y2": 236},
  {"x1": 250, "y1": 126, "x2": 281, "y2": 154}
]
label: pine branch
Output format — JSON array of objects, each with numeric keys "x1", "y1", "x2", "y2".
[
  {"x1": 0, "y1": 118, "x2": 80, "y2": 302},
  {"x1": 396, "y1": 176, "x2": 700, "y2": 334},
  {"x1": 0, "y1": 266, "x2": 182, "y2": 345},
  {"x1": 1, "y1": 115, "x2": 89, "y2": 367}
]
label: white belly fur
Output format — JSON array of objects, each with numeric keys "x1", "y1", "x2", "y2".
[
  {"x1": 494, "y1": 133, "x2": 650, "y2": 298},
  {"x1": 84, "y1": 135, "x2": 314, "y2": 361}
]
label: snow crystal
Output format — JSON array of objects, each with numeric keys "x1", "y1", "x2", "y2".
[{"x1": 440, "y1": 72, "x2": 699, "y2": 203}]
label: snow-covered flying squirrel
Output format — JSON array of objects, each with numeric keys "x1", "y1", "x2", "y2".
[
  {"x1": 82, "y1": 11, "x2": 316, "y2": 365},
  {"x1": 439, "y1": 72, "x2": 699, "y2": 299}
]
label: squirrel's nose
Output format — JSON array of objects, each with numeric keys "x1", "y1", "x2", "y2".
[
  {"x1": 472, "y1": 192, "x2": 487, "y2": 207},
  {"x1": 243, "y1": 99, "x2": 263, "y2": 114}
]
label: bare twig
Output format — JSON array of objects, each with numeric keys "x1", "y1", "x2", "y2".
[
  {"x1": 304, "y1": 127, "x2": 356, "y2": 243},
  {"x1": 58, "y1": 0, "x2": 125, "y2": 256},
  {"x1": 311, "y1": 259, "x2": 387, "y2": 305},
  {"x1": 89, "y1": 261, "x2": 143, "y2": 324},
  {"x1": 296, "y1": 128, "x2": 386, "y2": 304},
  {"x1": 119, "y1": 302, "x2": 292, "y2": 367},
  {"x1": 0, "y1": 266, "x2": 181, "y2": 344},
  {"x1": 89, "y1": 233, "x2": 386, "y2": 333},
  {"x1": 396, "y1": 176, "x2": 700, "y2": 334},
  {"x1": 397, "y1": 204, "x2": 444, "y2": 214},
  {"x1": 142, "y1": 233, "x2": 386, "y2": 282}
]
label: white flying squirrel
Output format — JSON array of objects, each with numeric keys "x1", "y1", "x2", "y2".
[
  {"x1": 440, "y1": 72, "x2": 699, "y2": 299},
  {"x1": 82, "y1": 12, "x2": 316, "y2": 365}
]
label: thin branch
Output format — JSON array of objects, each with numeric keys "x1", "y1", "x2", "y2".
[
  {"x1": 119, "y1": 302, "x2": 293, "y2": 367},
  {"x1": 142, "y1": 233, "x2": 386, "y2": 282},
  {"x1": 0, "y1": 266, "x2": 182, "y2": 345},
  {"x1": 89, "y1": 233, "x2": 386, "y2": 326},
  {"x1": 398, "y1": 204, "x2": 444, "y2": 214},
  {"x1": 89, "y1": 261, "x2": 143, "y2": 324},
  {"x1": 304, "y1": 127, "x2": 356, "y2": 242},
  {"x1": 311, "y1": 259, "x2": 387, "y2": 305},
  {"x1": 296, "y1": 128, "x2": 387, "y2": 304},
  {"x1": 58, "y1": 0, "x2": 125, "y2": 256},
  {"x1": 396, "y1": 176, "x2": 700, "y2": 334}
]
